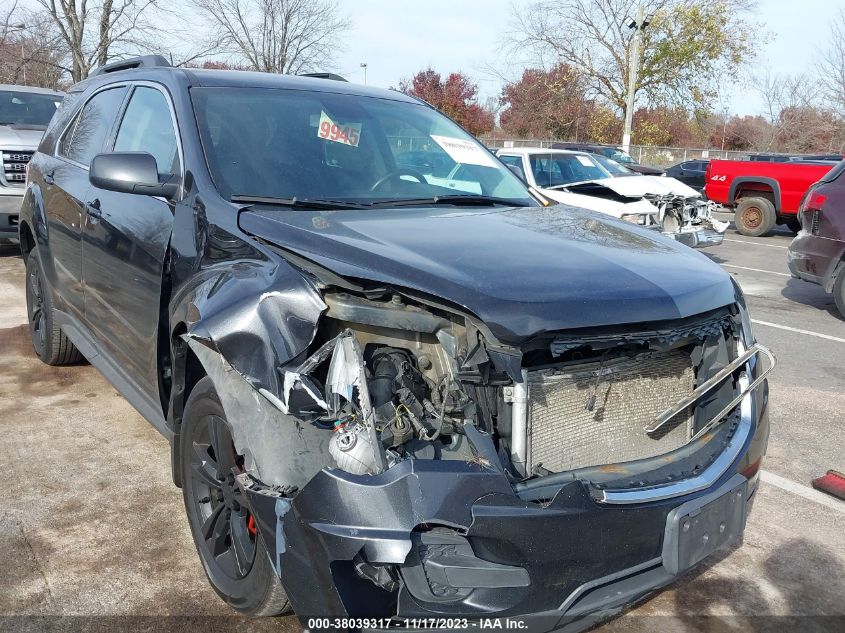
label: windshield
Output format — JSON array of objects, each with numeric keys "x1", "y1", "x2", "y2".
[
  {"x1": 191, "y1": 87, "x2": 535, "y2": 207},
  {"x1": 528, "y1": 153, "x2": 611, "y2": 188},
  {"x1": 592, "y1": 153, "x2": 634, "y2": 176},
  {"x1": 603, "y1": 148, "x2": 635, "y2": 164},
  {"x1": 0, "y1": 90, "x2": 62, "y2": 128}
]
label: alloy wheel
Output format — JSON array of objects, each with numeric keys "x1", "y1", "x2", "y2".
[
  {"x1": 188, "y1": 414, "x2": 257, "y2": 580},
  {"x1": 27, "y1": 266, "x2": 46, "y2": 353}
]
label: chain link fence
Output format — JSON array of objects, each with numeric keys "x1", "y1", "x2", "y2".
[{"x1": 481, "y1": 137, "x2": 751, "y2": 168}]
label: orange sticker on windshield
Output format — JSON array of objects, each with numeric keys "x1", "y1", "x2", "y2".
[{"x1": 318, "y1": 111, "x2": 361, "y2": 147}]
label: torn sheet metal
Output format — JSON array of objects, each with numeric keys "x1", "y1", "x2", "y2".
[
  {"x1": 180, "y1": 260, "x2": 327, "y2": 396},
  {"x1": 187, "y1": 338, "x2": 332, "y2": 488}
]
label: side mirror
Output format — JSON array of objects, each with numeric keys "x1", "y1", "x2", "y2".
[{"x1": 89, "y1": 152, "x2": 179, "y2": 198}]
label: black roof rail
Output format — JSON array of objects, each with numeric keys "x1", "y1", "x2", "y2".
[
  {"x1": 89, "y1": 55, "x2": 172, "y2": 77},
  {"x1": 299, "y1": 72, "x2": 347, "y2": 82}
]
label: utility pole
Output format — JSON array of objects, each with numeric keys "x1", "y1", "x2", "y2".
[
  {"x1": 622, "y1": 6, "x2": 649, "y2": 153},
  {"x1": 360, "y1": 62, "x2": 368, "y2": 85}
]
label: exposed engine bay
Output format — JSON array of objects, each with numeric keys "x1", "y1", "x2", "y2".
[{"x1": 189, "y1": 279, "x2": 771, "y2": 492}]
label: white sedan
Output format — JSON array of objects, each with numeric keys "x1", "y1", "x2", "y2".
[{"x1": 496, "y1": 148, "x2": 727, "y2": 248}]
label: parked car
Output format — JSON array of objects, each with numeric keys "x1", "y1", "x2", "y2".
[
  {"x1": 788, "y1": 161, "x2": 845, "y2": 316},
  {"x1": 665, "y1": 160, "x2": 709, "y2": 191},
  {"x1": 20, "y1": 56, "x2": 772, "y2": 631},
  {"x1": 497, "y1": 147, "x2": 727, "y2": 248},
  {"x1": 0, "y1": 84, "x2": 63, "y2": 244},
  {"x1": 551, "y1": 142, "x2": 665, "y2": 175},
  {"x1": 705, "y1": 159, "x2": 838, "y2": 236}
]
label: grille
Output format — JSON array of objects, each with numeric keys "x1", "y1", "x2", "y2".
[
  {"x1": 2, "y1": 150, "x2": 34, "y2": 186},
  {"x1": 526, "y1": 350, "x2": 695, "y2": 474}
]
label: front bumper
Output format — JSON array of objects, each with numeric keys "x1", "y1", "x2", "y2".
[
  {"x1": 668, "y1": 226, "x2": 726, "y2": 249},
  {"x1": 243, "y1": 374, "x2": 769, "y2": 632},
  {"x1": 0, "y1": 194, "x2": 23, "y2": 241}
]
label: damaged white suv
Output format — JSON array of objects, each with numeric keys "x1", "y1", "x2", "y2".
[
  {"x1": 20, "y1": 57, "x2": 773, "y2": 632},
  {"x1": 497, "y1": 147, "x2": 727, "y2": 249}
]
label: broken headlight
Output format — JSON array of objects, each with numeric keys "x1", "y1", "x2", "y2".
[{"x1": 621, "y1": 213, "x2": 648, "y2": 225}]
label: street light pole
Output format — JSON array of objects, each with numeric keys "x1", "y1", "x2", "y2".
[
  {"x1": 360, "y1": 62, "x2": 368, "y2": 85},
  {"x1": 622, "y1": 5, "x2": 646, "y2": 154}
]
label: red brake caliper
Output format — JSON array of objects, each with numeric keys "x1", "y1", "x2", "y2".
[{"x1": 247, "y1": 514, "x2": 257, "y2": 537}]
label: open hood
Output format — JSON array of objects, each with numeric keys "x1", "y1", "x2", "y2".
[
  {"x1": 577, "y1": 175, "x2": 701, "y2": 199},
  {"x1": 238, "y1": 204, "x2": 734, "y2": 341}
]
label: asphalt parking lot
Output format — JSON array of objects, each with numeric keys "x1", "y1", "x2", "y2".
[{"x1": 1, "y1": 216, "x2": 844, "y2": 632}]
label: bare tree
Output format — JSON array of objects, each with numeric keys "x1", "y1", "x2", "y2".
[
  {"x1": 818, "y1": 9, "x2": 845, "y2": 112},
  {"x1": 507, "y1": 0, "x2": 758, "y2": 114},
  {"x1": 35, "y1": 0, "x2": 163, "y2": 82},
  {"x1": 191, "y1": 0, "x2": 347, "y2": 74},
  {"x1": 1, "y1": 1, "x2": 66, "y2": 87}
]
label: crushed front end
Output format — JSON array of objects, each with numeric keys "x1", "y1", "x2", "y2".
[
  {"x1": 646, "y1": 194, "x2": 728, "y2": 249},
  {"x1": 186, "y1": 275, "x2": 773, "y2": 631}
]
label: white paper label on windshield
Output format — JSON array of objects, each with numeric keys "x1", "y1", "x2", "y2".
[
  {"x1": 430, "y1": 135, "x2": 497, "y2": 168},
  {"x1": 576, "y1": 155, "x2": 594, "y2": 167}
]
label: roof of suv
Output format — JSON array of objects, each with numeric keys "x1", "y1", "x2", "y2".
[
  {"x1": 186, "y1": 68, "x2": 419, "y2": 102},
  {"x1": 0, "y1": 84, "x2": 64, "y2": 96},
  {"x1": 77, "y1": 64, "x2": 419, "y2": 104}
]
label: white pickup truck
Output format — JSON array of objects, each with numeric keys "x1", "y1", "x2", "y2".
[
  {"x1": 496, "y1": 147, "x2": 727, "y2": 249},
  {"x1": 0, "y1": 84, "x2": 64, "y2": 244}
]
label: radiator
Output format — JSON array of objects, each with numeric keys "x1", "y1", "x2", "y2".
[{"x1": 526, "y1": 350, "x2": 695, "y2": 474}]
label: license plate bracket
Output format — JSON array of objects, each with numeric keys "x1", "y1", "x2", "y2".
[{"x1": 662, "y1": 474, "x2": 748, "y2": 575}]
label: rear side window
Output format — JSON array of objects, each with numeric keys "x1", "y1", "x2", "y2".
[
  {"x1": 113, "y1": 86, "x2": 181, "y2": 174},
  {"x1": 59, "y1": 87, "x2": 126, "y2": 167}
]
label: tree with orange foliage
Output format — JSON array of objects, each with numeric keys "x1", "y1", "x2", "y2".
[{"x1": 400, "y1": 69, "x2": 495, "y2": 137}]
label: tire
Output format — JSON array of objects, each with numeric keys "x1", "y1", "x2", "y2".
[
  {"x1": 180, "y1": 376, "x2": 291, "y2": 616},
  {"x1": 25, "y1": 247, "x2": 84, "y2": 365},
  {"x1": 735, "y1": 197, "x2": 776, "y2": 237},
  {"x1": 834, "y1": 268, "x2": 845, "y2": 320},
  {"x1": 786, "y1": 218, "x2": 802, "y2": 234}
]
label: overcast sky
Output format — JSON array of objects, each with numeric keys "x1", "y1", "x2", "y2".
[{"x1": 332, "y1": 0, "x2": 845, "y2": 117}]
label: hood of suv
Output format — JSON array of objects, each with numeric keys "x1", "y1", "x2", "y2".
[{"x1": 238, "y1": 204, "x2": 735, "y2": 340}]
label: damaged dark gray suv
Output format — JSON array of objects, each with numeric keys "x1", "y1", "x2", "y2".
[{"x1": 19, "y1": 56, "x2": 774, "y2": 632}]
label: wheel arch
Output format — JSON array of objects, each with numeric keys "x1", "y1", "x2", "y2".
[
  {"x1": 19, "y1": 220, "x2": 35, "y2": 261},
  {"x1": 823, "y1": 254, "x2": 845, "y2": 294},
  {"x1": 168, "y1": 319, "x2": 208, "y2": 488},
  {"x1": 729, "y1": 177, "x2": 782, "y2": 211}
]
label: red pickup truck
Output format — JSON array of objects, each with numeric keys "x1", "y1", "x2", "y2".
[{"x1": 705, "y1": 159, "x2": 837, "y2": 236}]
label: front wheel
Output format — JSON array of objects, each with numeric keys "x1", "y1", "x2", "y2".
[
  {"x1": 25, "y1": 247, "x2": 83, "y2": 365},
  {"x1": 735, "y1": 197, "x2": 776, "y2": 237},
  {"x1": 180, "y1": 376, "x2": 291, "y2": 616}
]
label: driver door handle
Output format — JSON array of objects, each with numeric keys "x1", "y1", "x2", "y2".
[{"x1": 86, "y1": 199, "x2": 102, "y2": 219}]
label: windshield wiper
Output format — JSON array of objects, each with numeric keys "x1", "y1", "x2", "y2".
[
  {"x1": 370, "y1": 194, "x2": 529, "y2": 208},
  {"x1": 231, "y1": 195, "x2": 369, "y2": 210}
]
